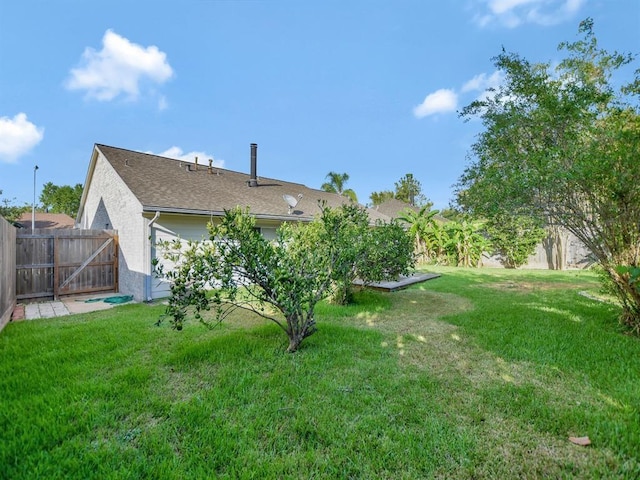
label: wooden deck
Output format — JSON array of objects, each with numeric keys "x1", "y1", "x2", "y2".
[{"x1": 353, "y1": 272, "x2": 441, "y2": 292}]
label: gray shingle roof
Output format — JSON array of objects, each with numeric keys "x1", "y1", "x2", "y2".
[
  {"x1": 374, "y1": 198, "x2": 448, "y2": 223},
  {"x1": 16, "y1": 212, "x2": 75, "y2": 229},
  {"x1": 96, "y1": 144, "x2": 390, "y2": 223},
  {"x1": 374, "y1": 198, "x2": 419, "y2": 218}
]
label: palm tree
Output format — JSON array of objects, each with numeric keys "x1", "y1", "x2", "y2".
[
  {"x1": 398, "y1": 205, "x2": 439, "y2": 263},
  {"x1": 321, "y1": 172, "x2": 358, "y2": 203},
  {"x1": 444, "y1": 219, "x2": 490, "y2": 267}
]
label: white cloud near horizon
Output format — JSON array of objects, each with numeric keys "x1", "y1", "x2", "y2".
[
  {"x1": 0, "y1": 113, "x2": 44, "y2": 163},
  {"x1": 413, "y1": 89, "x2": 458, "y2": 118},
  {"x1": 474, "y1": 0, "x2": 586, "y2": 28},
  {"x1": 66, "y1": 30, "x2": 174, "y2": 102},
  {"x1": 461, "y1": 71, "x2": 503, "y2": 93},
  {"x1": 149, "y1": 146, "x2": 224, "y2": 168},
  {"x1": 157, "y1": 95, "x2": 169, "y2": 111},
  {"x1": 414, "y1": 70, "x2": 505, "y2": 120}
]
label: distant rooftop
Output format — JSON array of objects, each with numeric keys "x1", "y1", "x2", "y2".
[{"x1": 16, "y1": 212, "x2": 75, "y2": 230}]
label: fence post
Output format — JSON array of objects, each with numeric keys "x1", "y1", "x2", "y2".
[{"x1": 53, "y1": 234, "x2": 60, "y2": 300}]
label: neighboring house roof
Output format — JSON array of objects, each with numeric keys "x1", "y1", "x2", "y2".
[
  {"x1": 375, "y1": 198, "x2": 448, "y2": 223},
  {"x1": 16, "y1": 212, "x2": 75, "y2": 229},
  {"x1": 79, "y1": 144, "x2": 391, "y2": 223},
  {"x1": 375, "y1": 199, "x2": 419, "y2": 218}
]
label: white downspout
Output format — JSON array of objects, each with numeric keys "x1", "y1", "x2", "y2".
[{"x1": 146, "y1": 211, "x2": 161, "y2": 301}]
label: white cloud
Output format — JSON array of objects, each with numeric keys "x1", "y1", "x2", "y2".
[
  {"x1": 415, "y1": 71, "x2": 506, "y2": 120},
  {"x1": 413, "y1": 89, "x2": 458, "y2": 118},
  {"x1": 461, "y1": 71, "x2": 503, "y2": 93},
  {"x1": 461, "y1": 70, "x2": 505, "y2": 102},
  {"x1": 489, "y1": 0, "x2": 538, "y2": 15},
  {"x1": 150, "y1": 146, "x2": 224, "y2": 168},
  {"x1": 0, "y1": 113, "x2": 44, "y2": 163},
  {"x1": 475, "y1": 0, "x2": 586, "y2": 28},
  {"x1": 157, "y1": 95, "x2": 168, "y2": 111},
  {"x1": 66, "y1": 29, "x2": 174, "y2": 101}
]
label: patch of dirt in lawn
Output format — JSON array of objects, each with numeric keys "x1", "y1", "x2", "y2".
[
  {"x1": 162, "y1": 366, "x2": 217, "y2": 405},
  {"x1": 367, "y1": 289, "x2": 537, "y2": 387},
  {"x1": 355, "y1": 289, "x2": 473, "y2": 333},
  {"x1": 462, "y1": 414, "x2": 620, "y2": 479},
  {"x1": 355, "y1": 288, "x2": 626, "y2": 477},
  {"x1": 486, "y1": 280, "x2": 597, "y2": 292}
]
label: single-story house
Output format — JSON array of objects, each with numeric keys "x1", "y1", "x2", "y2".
[
  {"x1": 16, "y1": 212, "x2": 75, "y2": 230},
  {"x1": 76, "y1": 143, "x2": 391, "y2": 301}
]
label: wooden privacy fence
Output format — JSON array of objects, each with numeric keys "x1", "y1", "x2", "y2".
[
  {"x1": 1, "y1": 216, "x2": 17, "y2": 330},
  {"x1": 16, "y1": 229, "x2": 118, "y2": 300}
]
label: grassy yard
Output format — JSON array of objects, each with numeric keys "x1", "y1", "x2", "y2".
[{"x1": 1, "y1": 267, "x2": 639, "y2": 479}]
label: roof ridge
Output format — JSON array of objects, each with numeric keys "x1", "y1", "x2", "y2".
[{"x1": 96, "y1": 143, "x2": 317, "y2": 188}]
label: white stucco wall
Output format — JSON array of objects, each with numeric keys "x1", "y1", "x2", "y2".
[
  {"x1": 150, "y1": 214, "x2": 279, "y2": 299},
  {"x1": 80, "y1": 151, "x2": 147, "y2": 300},
  {"x1": 482, "y1": 229, "x2": 593, "y2": 270}
]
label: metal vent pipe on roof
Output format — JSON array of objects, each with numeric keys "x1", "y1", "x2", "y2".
[{"x1": 249, "y1": 143, "x2": 258, "y2": 187}]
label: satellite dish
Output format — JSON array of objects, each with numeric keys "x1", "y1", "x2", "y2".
[{"x1": 283, "y1": 194, "x2": 303, "y2": 214}]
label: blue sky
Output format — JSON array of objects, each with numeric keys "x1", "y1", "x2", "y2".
[{"x1": 1, "y1": 0, "x2": 638, "y2": 211}]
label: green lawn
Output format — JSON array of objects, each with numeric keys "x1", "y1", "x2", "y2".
[{"x1": 1, "y1": 267, "x2": 639, "y2": 479}]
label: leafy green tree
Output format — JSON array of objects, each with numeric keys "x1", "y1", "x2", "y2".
[
  {"x1": 369, "y1": 190, "x2": 395, "y2": 207},
  {"x1": 328, "y1": 206, "x2": 414, "y2": 304},
  {"x1": 425, "y1": 222, "x2": 450, "y2": 264},
  {"x1": 617, "y1": 266, "x2": 640, "y2": 296},
  {"x1": 0, "y1": 190, "x2": 29, "y2": 222},
  {"x1": 439, "y1": 206, "x2": 462, "y2": 221},
  {"x1": 485, "y1": 215, "x2": 547, "y2": 269},
  {"x1": 303, "y1": 203, "x2": 369, "y2": 305},
  {"x1": 395, "y1": 173, "x2": 429, "y2": 207},
  {"x1": 39, "y1": 182, "x2": 83, "y2": 218},
  {"x1": 155, "y1": 204, "x2": 413, "y2": 352},
  {"x1": 457, "y1": 19, "x2": 640, "y2": 332},
  {"x1": 370, "y1": 174, "x2": 431, "y2": 208},
  {"x1": 321, "y1": 172, "x2": 358, "y2": 203},
  {"x1": 397, "y1": 205, "x2": 440, "y2": 264},
  {"x1": 444, "y1": 220, "x2": 490, "y2": 267},
  {"x1": 357, "y1": 218, "x2": 414, "y2": 286}
]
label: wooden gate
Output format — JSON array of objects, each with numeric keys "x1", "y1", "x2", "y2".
[{"x1": 16, "y1": 229, "x2": 118, "y2": 300}]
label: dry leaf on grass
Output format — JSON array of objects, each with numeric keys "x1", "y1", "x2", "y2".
[{"x1": 569, "y1": 436, "x2": 591, "y2": 446}]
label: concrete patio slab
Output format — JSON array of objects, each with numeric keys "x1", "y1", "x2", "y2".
[
  {"x1": 353, "y1": 272, "x2": 441, "y2": 292},
  {"x1": 14, "y1": 293, "x2": 134, "y2": 321},
  {"x1": 24, "y1": 301, "x2": 70, "y2": 320}
]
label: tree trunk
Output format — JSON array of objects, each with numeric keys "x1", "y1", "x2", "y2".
[
  {"x1": 543, "y1": 225, "x2": 567, "y2": 270},
  {"x1": 286, "y1": 335, "x2": 304, "y2": 353},
  {"x1": 285, "y1": 315, "x2": 317, "y2": 352},
  {"x1": 607, "y1": 265, "x2": 640, "y2": 335}
]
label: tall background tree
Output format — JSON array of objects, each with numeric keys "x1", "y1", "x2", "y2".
[
  {"x1": 321, "y1": 172, "x2": 358, "y2": 203},
  {"x1": 369, "y1": 190, "x2": 395, "y2": 207},
  {"x1": 39, "y1": 182, "x2": 84, "y2": 218},
  {"x1": 394, "y1": 173, "x2": 427, "y2": 207},
  {"x1": 0, "y1": 190, "x2": 29, "y2": 222},
  {"x1": 457, "y1": 19, "x2": 640, "y2": 332},
  {"x1": 369, "y1": 173, "x2": 431, "y2": 208}
]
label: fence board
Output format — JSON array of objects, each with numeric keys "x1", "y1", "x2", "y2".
[{"x1": 1, "y1": 217, "x2": 17, "y2": 331}]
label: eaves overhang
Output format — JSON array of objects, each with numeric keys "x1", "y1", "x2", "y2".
[{"x1": 141, "y1": 206, "x2": 315, "y2": 223}]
